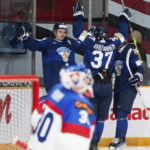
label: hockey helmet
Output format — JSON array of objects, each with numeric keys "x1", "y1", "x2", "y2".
[
  {"x1": 53, "y1": 22, "x2": 67, "y2": 32},
  {"x1": 60, "y1": 63, "x2": 94, "y2": 98},
  {"x1": 89, "y1": 26, "x2": 108, "y2": 41}
]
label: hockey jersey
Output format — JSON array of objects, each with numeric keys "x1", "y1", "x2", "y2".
[
  {"x1": 28, "y1": 84, "x2": 96, "y2": 150},
  {"x1": 23, "y1": 36, "x2": 82, "y2": 92},
  {"x1": 114, "y1": 44, "x2": 144, "y2": 92},
  {"x1": 73, "y1": 17, "x2": 129, "y2": 77}
]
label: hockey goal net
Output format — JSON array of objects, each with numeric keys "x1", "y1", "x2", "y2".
[{"x1": 0, "y1": 75, "x2": 39, "y2": 150}]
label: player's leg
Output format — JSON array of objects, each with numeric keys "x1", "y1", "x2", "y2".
[
  {"x1": 108, "y1": 88, "x2": 137, "y2": 150},
  {"x1": 108, "y1": 111, "x2": 128, "y2": 150},
  {"x1": 90, "y1": 82, "x2": 112, "y2": 150}
]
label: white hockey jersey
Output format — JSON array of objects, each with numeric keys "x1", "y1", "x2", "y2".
[{"x1": 27, "y1": 84, "x2": 96, "y2": 150}]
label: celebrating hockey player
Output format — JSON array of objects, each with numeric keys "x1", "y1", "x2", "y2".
[
  {"x1": 13, "y1": 22, "x2": 83, "y2": 93},
  {"x1": 25, "y1": 63, "x2": 96, "y2": 150},
  {"x1": 108, "y1": 34, "x2": 144, "y2": 150},
  {"x1": 72, "y1": 2, "x2": 132, "y2": 150}
]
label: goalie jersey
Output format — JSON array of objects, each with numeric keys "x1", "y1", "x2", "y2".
[{"x1": 28, "y1": 84, "x2": 96, "y2": 150}]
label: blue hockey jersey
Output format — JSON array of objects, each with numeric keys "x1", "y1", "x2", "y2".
[
  {"x1": 23, "y1": 36, "x2": 81, "y2": 92},
  {"x1": 28, "y1": 84, "x2": 96, "y2": 150},
  {"x1": 73, "y1": 17, "x2": 129, "y2": 77},
  {"x1": 114, "y1": 44, "x2": 144, "y2": 92}
]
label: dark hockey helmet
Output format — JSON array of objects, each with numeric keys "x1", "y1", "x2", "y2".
[
  {"x1": 90, "y1": 26, "x2": 108, "y2": 41},
  {"x1": 53, "y1": 22, "x2": 67, "y2": 32}
]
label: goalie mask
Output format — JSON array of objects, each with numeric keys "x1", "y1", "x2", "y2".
[
  {"x1": 89, "y1": 26, "x2": 108, "y2": 41},
  {"x1": 53, "y1": 22, "x2": 67, "y2": 33},
  {"x1": 60, "y1": 64, "x2": 94, "y2": 98}
]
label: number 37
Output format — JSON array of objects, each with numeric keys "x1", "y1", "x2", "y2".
[{"x1": 90, "y1": 50, "x2": 113, "y2": 69}]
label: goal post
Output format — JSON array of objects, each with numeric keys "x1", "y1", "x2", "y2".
[{"x1": 0, "y1": 75, "x2": 39, "y2": 149}]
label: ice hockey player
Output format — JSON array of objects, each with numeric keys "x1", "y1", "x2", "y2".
[
  {"x1": 108, "y1": 33, "x2": 144, "y2": 150},
  {"x1": 72, "y1": 2, "x2": 132, "y2": 150},
  {"x1": 26, "y1": 63, "x2": 96, "y2": 150},
  {"x1": 13, "y1": 22, "x2": 83, "y2": 93}
]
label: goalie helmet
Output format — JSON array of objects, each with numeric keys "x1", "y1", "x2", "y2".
[
  {"x1": 60, "y1": 64, "x2": 94, "y2": 98},
  {"x1": 53, "y1": 22, "x2": 67, "y2": 32},
  {"x1": 89, "y1": 26, "x2": 108, "y2": 41}
]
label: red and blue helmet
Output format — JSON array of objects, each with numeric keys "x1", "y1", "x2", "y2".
[{"x1": 60, "y1": 63, "x2": 94, "y2": 98}]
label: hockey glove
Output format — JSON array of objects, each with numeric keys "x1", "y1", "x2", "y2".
[
  {"x1": 73, "y1": 2, "x2": 84, "y2": 17},
  {"x1": 129, "y1": 72, "x2": 143, "y2": 86},
  {"x1": 15, "y1": 26, "x2": 29, "y2": 41},
  {"x1": 119, "y1": 8, "x2": 132, "y2": 21},
  {"x1": 87, "y1": 27, "x2": 95, "y2": 36}
]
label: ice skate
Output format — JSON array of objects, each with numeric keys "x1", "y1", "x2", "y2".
[
  {"x1": 89, "y1": 143, "x2": 98, "y2": 150},
  {"x1": 108, "y1": 138, "x2": 126, "y2": 150}
]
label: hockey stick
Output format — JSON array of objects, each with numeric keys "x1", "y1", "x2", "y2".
[
  {"x1": 126, "y1": 48, "x2": 150, "y2": 117},
  {"x1": 120, "y1": 0, "x2": 142, "y2": 62},
  {"x1": 121, "y1": 0, "x2": 150, "y2": 117}
]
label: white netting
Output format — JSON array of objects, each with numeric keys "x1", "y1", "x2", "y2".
[{"x1": 0, "y1": 75, "x2": 39, "y2": 150}]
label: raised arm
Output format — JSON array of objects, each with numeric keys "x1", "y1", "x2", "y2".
[
  {"x1": 118, "y1": 8, "x2": 132, "y2": 40},
  {"x1": 73, "y1": 2, "x2": 84, "y2": 38},
  {"x1": 12, "y1": 26, "x2": 50, "y2": 51}
]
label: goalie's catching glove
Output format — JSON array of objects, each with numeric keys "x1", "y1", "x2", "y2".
[
  {"x1": 15, "y1": 26, "x2": 29, "y2": 41},
  {"x1": 129, "y1": 72, "x2": 143, "y2": 86},
  {"x1": 119, "y1": 8, "x2": 132, "y2": 21},
  {"x1": 73, "y1": 2, "x2": 84, "y2": 17}
]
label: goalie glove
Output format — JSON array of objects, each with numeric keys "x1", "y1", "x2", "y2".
[
  {"x1": 129, "y1": 72, "x2": 143, "y2": 86},
  {"x1": 119, "y1": 8, "x2": 132, "y2": 21},
  {"x1": 73, "y1": 2, "x2": 84, "y2": 17},
  {"x1": 15, "y1": 26, "x2": 29, "y2": 41}
]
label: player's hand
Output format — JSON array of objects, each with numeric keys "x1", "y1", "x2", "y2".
[
  {"x1": 86, "y1": 27, "x2": 96, "y2": 37},
  {"x1": 129, "y1": 73, "x2": 143, "y2": 86},
  {"x1": 15, "y1": 26, "x2": 29, "y2": 41},
  {"x1": 73, "y1": 2, "x2": 84, "y2": 17},
  {"x1": 119, "y1": 8, "x2": 132, "y2": 20}
]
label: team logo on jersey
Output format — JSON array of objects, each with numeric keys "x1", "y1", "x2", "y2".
[
  {"x1": 51, "y1": 89, "x2": 64, "y2": 102},
  {"x1": 56, "y1": 47, "x2": 71, "y2": 62},
  {"x1": 75, "y1": 101, "x2": 93, "y2": 115},
  {"x1": 115, "y1": 60, "x2": 123, "y2": 76}
]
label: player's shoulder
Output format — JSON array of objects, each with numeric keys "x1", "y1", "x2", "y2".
[
  {"x1": 125, "y1": 43, "x2": 137, "y2": 55},
  {"x1": 64, "y1": 36, "x2": 75, "y2": 43},
  {"x1": 47, "y1": 84, "x2": 77, "y2": 104},
  {"x1": 47, "y1": 84, "x2": 66, "y2": 102}
]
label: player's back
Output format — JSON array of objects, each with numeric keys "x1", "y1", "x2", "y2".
[
  {"x1": 83, "y1": 37, "x2": 117, "y2": 76},
  {"x1": 28, "y1": 84, "x2": 95, "y2": 150}
]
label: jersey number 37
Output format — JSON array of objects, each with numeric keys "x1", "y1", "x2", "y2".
[{"x1": 90, "y1": 50, "x2": 113, "y2": 69}]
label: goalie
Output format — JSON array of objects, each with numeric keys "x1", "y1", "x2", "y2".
[{"x1": 16, "y1": 63, "x2": 96, "y2": 150}]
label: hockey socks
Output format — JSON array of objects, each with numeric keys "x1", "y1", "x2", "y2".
[
  {"x1": 115, "y1": 111, "x2": 128, "y2": 138},
  {"x1": 92, "y1": 120, "x2": 104, "y2": 144}
]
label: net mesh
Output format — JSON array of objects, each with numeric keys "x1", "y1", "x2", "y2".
[{"x1": 0, "y1": 75, "x2": 39, "y2": 150}]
